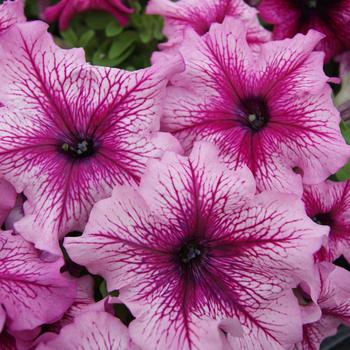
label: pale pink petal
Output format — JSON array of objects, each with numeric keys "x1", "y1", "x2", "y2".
[
  {"x1": 228, "y1": 290, "x2": 303, "y2": 349},
  {"x1": 0, "y1": 0, "x2": 25, "y2": 35},
  {"x1": 0, "y1": 179, "x2": 16, "y2": 226},
  {"x1": 0, "y1": 230, "x2": 76, "y2": 331},
  {"x1": 36, "y1": 311, "x2": 139, "y2": 350}
]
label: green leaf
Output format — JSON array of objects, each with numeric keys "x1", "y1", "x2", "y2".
[
  {"x1": 84, "y1": 11, "x2": 114, "y2": 30},
  {"x1": 335, "y1": 161, "x2": 350, "y2": 181},
  {"x1": 61, "y1": 28, "x2": 78, "y2": 46},
  {"x1": 105, "y1": 21, "x2": 123, "y2": 37},
  {"x1": 341, "y1": 121, "x2": 350, "y2": 144},
  {"x1": 79, "y1": 30, "x2": 95, "y2": 47},
  {"x1": 99, "y1": 280, "x2": 108, "y2": 298},
  {"x1": 113, "y1": 44, "x2": 136, "y2": 66},
  {"x1": 108, "y1": 31, "x2": 138, "y2": 59}
]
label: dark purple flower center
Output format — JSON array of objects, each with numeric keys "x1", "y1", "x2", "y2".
[
  {"x1": 179, "y1": 241, "x2": 204, "y2": 264},
  {"x1": 239, "y1": 96, "x2": 270, "y2": 132},
  {"x1": 312, "y1": 212, "x2": 333, "y2": 226},
  {"x1": 296, "y1": 0, "x2": 341, "y2": 12},
  {"x1": 60, "y1": 139, "x2": 95, "y2": 159}
]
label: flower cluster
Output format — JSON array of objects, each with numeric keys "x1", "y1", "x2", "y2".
[{"x1": 1, "y1": 0, "x2": 350, "y2": 349}]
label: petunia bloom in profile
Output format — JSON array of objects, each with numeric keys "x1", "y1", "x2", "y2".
[
  {"x1": 36, "y1": 311, "x2": 139, "y2": 350},
  {"x1": 162, "y1": 18, "x2": 350, "y2": 195},
  {"x1": 65, "y1": 142, "x2": 326, "y2": 350},
  {"x1": 0, "y1": 230, "x2": 76, "y2": 332},
  {"x1": 44, "y1": 0, "x2": 133, "y2": 31},
  {"x1": 147, "y1": 0, "x2": 270, "y2": 51},
  {"x1": 302, "y1": 180, "x2": 350, "y2": 262},
  {"x1": 293, "y1": 263, "x2": 350, "y2": 350},
  {"x1": 0, "y1": 0, "x2": 25, "y2": 36},
  {"x1": 259, "y1": 0, "x2": 350, "y2": 62},
  {"x1": 0, "y1": 21, "x2": 182, "y2": 254}
]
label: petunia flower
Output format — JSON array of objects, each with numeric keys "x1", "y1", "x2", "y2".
[
  {"x1": 36, "y1": 311, "x2": 139, "y2": 350},
  {"x1": 65, "y1": 142, "x2": 326, "y2": 350},
  {"x1": 0, "y1": 230, "x2": 76, "y2": 332},
  {"x1": 0, "y1": 0, "x2": 25, "y2": 36},
  {"x1": 258, "y1": 0, "x2": 350, "y2": 62},
  {"x1": 0, "y1": 21, "x2": 182, "y2": 254},
  {"x1": 302, "y1": 180, "x2": 350, "y2": 262},
  {"x1": 146, "y1": 0, "x2": 271, "y2": 52},
  {"x1": 162, "y1": 18, "x2": 350, "y2": 195},
  {"x1": 44, "y1": 0, "x2": 133, "y2": 31},
  {"x1": 293, "y1": 263, "x2": 350, "y2": 350}
]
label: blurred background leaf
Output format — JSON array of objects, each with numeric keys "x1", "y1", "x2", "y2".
[{"x1": 25, "y1": 0, "x2": 164, "y2": 70}]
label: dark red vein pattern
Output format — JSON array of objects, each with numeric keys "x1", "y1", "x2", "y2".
[
  {"x1": 0, "y1": 230, "x2": 75, "y2": 332},
  {"x1": 66, "y1": 142, "x2": 326, "y2": 350},
  {"x1": 0, "y1": 21, "x2": 181, "y2": 254},
  {"x1": 162, "y1": 17, "x2": 350, "y2": 195}
]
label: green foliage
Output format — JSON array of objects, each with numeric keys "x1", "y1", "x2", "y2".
[
  {"x1": 56, "y1": 0, "x2": 164, "y2": 70},
  {"x1": 335, "y1": 121, "x2": 350, "y2": 181}
]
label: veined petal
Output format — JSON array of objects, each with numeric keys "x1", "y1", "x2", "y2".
[
  {"x1": 163, "y1": 17, "x2": 350, "y2": 194},
  {"x1": 0, "y1": 231, "x2": 75, "y2": 331},
  {"x1": 66, "y1": 143, "x2": 324, "y2": 350},
  {"x1": 0, "y1": 21, "x2": 182, "y2": 254},
  {"x1": 147, "y1": 0, "x2": 270, "y2": 51},
  {"x1": 0, "y1": 0, "x2": 25, "y2": 35},
  {"x1": 36, "y1": 311, "x2": 138, "y2": 350},
  {"x1": 303, "y1": 180, "x2": 350, "y2": 262}
]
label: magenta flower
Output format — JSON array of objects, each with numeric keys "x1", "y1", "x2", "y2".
[
  {"x1": 293, "y1": 263, "x2": 350, "y2": 349},
  {"x1": 147, "y1": 0, "x2": 270, "y2": 51},
  {"x1": 162, "y1": 18, "x2": 350, "y2": 195},
  {"x1": 302, "y1": 180, "x2": 350, "y2": 262},
  {"x1": 0, "y1": 0, "x2": 25, "y2": 36},
  {"x1": 0, "y1": 179, "x2": 16, "y2": 226},
  {"x1": 259, "y1": 0, "x2": 350, "y2": 62},
  {"x1": 0, "y1": 21, "x2": 182, "y2": 254},
  {"x1": 65, "y1": 142, "x2": 326, "y2": 350},
  {"x1": 36, "y1": 311, "x2": 139, "y2": 350},
  {"x1": 44, "y1": 0, "x2": 133, "y2": 31},
  {"x1": 0, "y1": 230, "x2": 76, "y2": 332}
]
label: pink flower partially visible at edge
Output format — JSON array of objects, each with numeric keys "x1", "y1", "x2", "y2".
[
  {"x1": 44, "y1": 0, "x2": 133, "y2": 31},
  {"x1": 147, "y1": 0, "x2": 271, "y2": 52},
  {"x1": 259, "y1": 0, "x2": 350, "y2": 62}
]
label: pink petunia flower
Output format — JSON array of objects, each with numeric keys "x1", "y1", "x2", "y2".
[
  {"x1": 36, "y1": 311, "x2": 139, "y2": 350},
  {"x1": 147, "y1": 0, "x2": 270, "y2": 52},
  {"x1": 162, "y1": 18, "x2": 350, "y2": 195},
  {"x1": 0, "y1": 0, "x2": 25, "y2": 36},
  {"x1": 65, "y1": 142, "x2": 326, "y2": 350},
  {"x1": 259, "y1": 0, "x2": 350, "y2": 62},
  {"x1": 44, "y1": 0, "x2": 133, "y2": 31},
  {"x1": 293, "y1": 263, "x2": 350, "y2": 350},
  {"x1": 0, "y1": 230, "x2": 76, "y2": 332},
  {"x1": 302, "y1": 180, "x2": 350, "y2": 262},
  {"x1": 0, "y1": 21, "x2": 182, "y2": 254}
]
